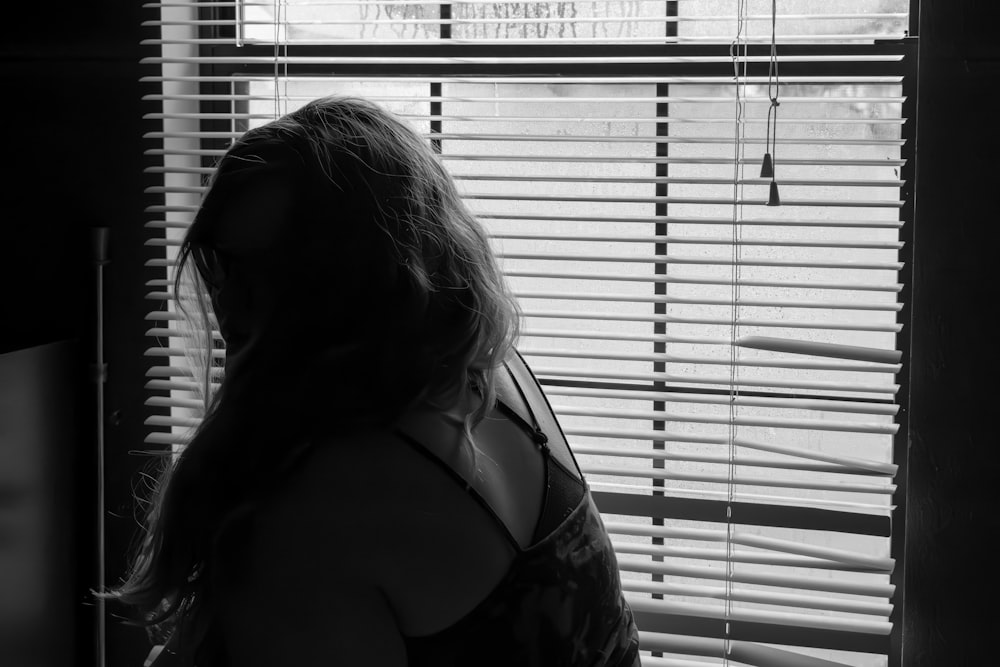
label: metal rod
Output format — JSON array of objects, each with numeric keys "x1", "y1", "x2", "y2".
[{"x1": 92, "y1": 226, "x2": 110, "y2": 667}]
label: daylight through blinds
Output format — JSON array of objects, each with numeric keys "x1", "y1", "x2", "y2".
[{"x1": 142, "y1": 2, "x2": 913, "y2": 664}]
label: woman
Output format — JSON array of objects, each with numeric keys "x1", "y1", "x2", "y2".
[{"x1": 111, "y1": 96, "x2": 640, "y2": 666}]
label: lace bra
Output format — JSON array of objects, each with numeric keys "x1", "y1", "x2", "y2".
[{"x1": 395, "y1": 351, "x2": 640, "y2": 667}]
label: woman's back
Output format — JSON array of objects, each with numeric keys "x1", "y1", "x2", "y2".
[
  {"x1": 204, "y1": 353, "x2": 639, "y2": 666},
  {"x1": 114, "y1": 98, "x2": 638, "y2": 667}
]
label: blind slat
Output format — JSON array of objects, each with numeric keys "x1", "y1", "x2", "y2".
[
  {"x1": 144, "y1": 233, "x2": 905, "y2": 251},
  {"x1": 145, "y1": 130, "x2": 905, "y2": 148},
  {"x1": 620, "y1": 580, "x2": 892, "y2": 616},
  {"x1": 142, "y1": 55, "x2": 906, "y2": 66},
  {"x1": 471, "y1": 194, "x2": 903, "y2": 208},
  {"x1": 517, "y1": 294, "x2": 902, "y2": 313},
  {"x1": 145, "y1": 212, "x2": 905, "y2": 231},
  {"x1": 557, "y1": 404, "x2": 897, "y2": 434},
  {"x1": 518, "y1": 310, "x2": 902, "y2": 333},
  {"x1": 582, "y1": 434, "x2": 898, "y2": 476},
  {"x1": 542, "y1": 385, "x2": 898, "y2": 416},
  {"x1": 140, "y1": 74, "x2": 906, "y2": 85},
  {"x1": 567, "y1": 481, "x2": 891, "y2": 513},
  {"x1": 583, "y1": 466, "x2": 894, "y2": 495},
  {"x1": 498, "y1": 253, "x2": 904, "y2": 270},
  {"x1": 637, "y1": 630, "x2": 868, "y2": 667},
  {"x1": 566, "y1": 424, "x2": 899, "y2": 450},
  {"x1": 146, "y1": 175, "x2": 906, "y2": 191},
  {"x1": 479, "y1": 346, "x2": 898, "y2": 372},
  {"x1": 618, "y1": 561, "x2": 893, "y2": 598},
  {"x1": 506, "y1": 272, "x2": 901, "y2": 291},
  {"x1": 146, "y1": 34, "x2": 907, "y2": 46},
  {"x1": 738, "y1": 336, "x2": 902, "y2": 364},
  {"x1": 612, "y1": 543, "x2": 886, "y2": 572},
  {"x1": 605, "y1": 521, "x2": 894, "y2": 571}
]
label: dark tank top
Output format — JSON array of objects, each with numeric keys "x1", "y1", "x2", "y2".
[{"x1": 395, "y1": 352, "x2": 640, "y2": 667}]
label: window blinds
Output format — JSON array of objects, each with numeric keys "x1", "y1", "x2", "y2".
[{"x1": 141, "y1": 1, "x2": 913, "y2": 665}]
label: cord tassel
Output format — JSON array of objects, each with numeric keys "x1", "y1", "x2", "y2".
[
  {"x1": 759, "y1": 152, "x2": 774, "y2": 178},
  {"x1": 767, "y1": 180, "x2": 781, "y2": 206}
]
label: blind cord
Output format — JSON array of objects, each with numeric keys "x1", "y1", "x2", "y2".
[
  {"x1": 273, "y1": 0, "x2": 281, "y2": 118},
  {"x1": 762, "y1": 0, "x2": 781, "y2": 205},
  {"x1": 282, "y1": 0, "x2": 289, "y2": 116},
  {"x1": 726, "y1": 1, "x2": 748, "y2": 663}
]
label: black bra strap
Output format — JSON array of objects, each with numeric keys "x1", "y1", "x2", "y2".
[
  {"x1": 494, "y1": 373, "x2": 550, "y2": 451},
  {"x1": 392, "y1": 354, "x2": 584, "y2": 551},
  {"x1": 495, "y1": 356, "x2": 587, "y2": 542},
  {"x1": 502, "y1": 351, "x2": 585, "y2": 482}
]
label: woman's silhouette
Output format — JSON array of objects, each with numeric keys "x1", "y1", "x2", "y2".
[{"x1": 109, "y1": 96, "x2": 640, "y2": 666}]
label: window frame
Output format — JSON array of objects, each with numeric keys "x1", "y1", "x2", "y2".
[{"x1": 139, "y1": 2, "x2": 920, "y2": 664}]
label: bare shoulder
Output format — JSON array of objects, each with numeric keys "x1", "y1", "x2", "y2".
[
  {"x1": 243, "y1": 425, "x2": 481, "y2": 580},
  {"x1": 248, "y1": 427, "x2": 420, "y2": 571},
  {"x1": 235, "y1": 418, "x2": 516, "y2": 637},
  {"x1": 216, "y1": 429, "x2": 415, "y2": 666}
]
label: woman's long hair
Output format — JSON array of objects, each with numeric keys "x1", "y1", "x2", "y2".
[{"x1": 106, "y1": 96, "x2": 521, "y2": 648}]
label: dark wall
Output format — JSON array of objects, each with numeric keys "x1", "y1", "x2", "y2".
[
  {"x1": 0, "y1": 342, "x2": 81, "y2": 667},
  {"x1": 904, "y1": 0, "x2": 1000, "y2": 664},
  {"x1": 2, "y1": 2, "x2": 156, "y2": 666}
]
